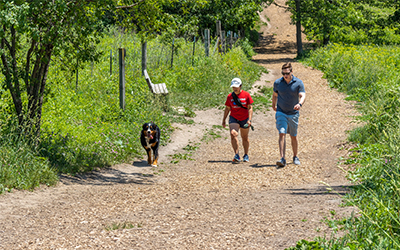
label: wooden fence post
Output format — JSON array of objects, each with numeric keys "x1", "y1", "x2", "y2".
[
  {"x1": 229, "y1": 31, "x2": 233, "y2": 50},
  {"x1": 204, "y1": 29, "x2": 210, "y2": 57},
  {"x1": 221, "y1": 30, "x2": 226, "y2": 54},
  {"x1": 110, "y1": 49, "x2": 112, "y2": 75},
  {"x1": 212, "y1": 37, "x2": 220, "y2": 55},
  {"x1": 170, "y1": 38, "x2": 174, "y2": 68},
  {"x1": 76, "y1": 50, "x2": 79, "y2": 90},
  {"x1": 192, "y1": 36, "x2": 196, "y2": 66},
  {"x1": 216, "y1": 20, "x2": 222, "y2": 53},
  {"x1": 158, "y1": 46, "x2": 164, "y2": 68},
  {"x1": 91, "y1": 61, "x2": 94, "y2": 77},
  {"x1": 119, "y1": 48, "x2": 126, "y2": 110},
  {"x1": 141, "y1": 41, "x2": 147, "y2": 75}
]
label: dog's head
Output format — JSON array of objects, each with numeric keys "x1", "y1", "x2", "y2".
[{"x1": 142, "y1": 122, "x2": 158, "y2": 140}]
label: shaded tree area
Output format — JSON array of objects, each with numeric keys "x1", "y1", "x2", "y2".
[
  {"x1": 161, "y1": 0, "x2": 272, "y2": 38},
  {"x1": 0, "y1": 0, "x2": 114, "y2": 138},
  {"x1": 286, "y1": 0, "x2": 400, "y2": 46}
]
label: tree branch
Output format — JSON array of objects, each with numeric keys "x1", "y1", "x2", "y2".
[
  {"x1": 116, "y1": 0, "x2": 145, "y2": 9},
  {"x1": 25, "y1": 39, "x2": 37, "y2": 88},
  {"x1": 1, "y1": 28, "x2": 23, "y2": 125},
  {"x1": 273, "y1": 1, "x2": 291, "y2": 10},
  {"x1": 0, "y1": 39, "x2": 11, "y2": 79},
  {"x1": 1, "y1": 25, "x2": 12, "y2": 52},
  {"x1": 10, "y1": 25, "x2": 21, "y2": 99}
]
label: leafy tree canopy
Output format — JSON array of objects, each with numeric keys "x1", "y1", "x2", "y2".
[
  {"x1": 286, "y1": 0, "x2": 400, "y2": 45},
  {"x1": 0, "y1": 0, "x2": 114, "y2": 137},
  {"x1": 113, "y1": 0, "x2": 273, "y2": 40},
  {"x1": 161, "y1": 0, "x2": 273, "y2": 38},
  {"x1": 115, "y1": 0, "x2": 171, "y2": 40}
]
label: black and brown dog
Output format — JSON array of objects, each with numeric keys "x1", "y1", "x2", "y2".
[{"x1": 140, "y1": 122, "x2": 160, "y2": 167}]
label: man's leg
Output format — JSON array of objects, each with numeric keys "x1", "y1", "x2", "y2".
[
  {"x1": 290, "y1": 135, "x2": 298, "y2": 157},
  {"x1": 240, "y1": 127, "x2": 250, "y2": 155},
  {"x1": 276, "y1": 133, "x2": 287, "y2": 167},
  {"x1": 229, "y1": 123, "x2": 240, "y2": 154},
  {"x1": 288, "y1": 112, "x2": 300, "y2": 165},
  {"x1": 287, "y1": 112, "x2": 300, "y2": 164},
  {"x1": 279, "y1": 133, "x2": 286, "y2": 159},
  {"x1": 276, "y1": 111, "x2": 288, "y2": 166}
]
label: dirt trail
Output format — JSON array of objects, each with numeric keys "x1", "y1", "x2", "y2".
[{"x1": 0, "y1": 1, "x2": 358, "y2": 249}]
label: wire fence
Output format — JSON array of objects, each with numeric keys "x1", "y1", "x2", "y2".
[
  {"x1": 102, "y1": 29, "x2": 239, "y2": 74},
  {"x1": 74, "y1": 26, "x2": 241, "y2": 96}
]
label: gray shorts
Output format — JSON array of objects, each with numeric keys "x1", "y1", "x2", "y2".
[{"x1": 275, "y1": 111, "x2": 299, "y2": 136}]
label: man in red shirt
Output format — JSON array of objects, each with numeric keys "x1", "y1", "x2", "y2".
[{"x1": 222, "y1": 78, "x2": 254, "y2": 162}]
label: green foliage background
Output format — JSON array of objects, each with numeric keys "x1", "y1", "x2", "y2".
[{"x1": 286, "y1": 0, "x2": 400, "y2": 45}]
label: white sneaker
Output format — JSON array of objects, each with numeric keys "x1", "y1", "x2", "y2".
[{"x1": 293, "y1": 156, "x2": 300, "y2": 165}]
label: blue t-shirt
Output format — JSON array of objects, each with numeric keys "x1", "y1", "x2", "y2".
[{"x1": 273, "y1": 75, "x2": 305, "y2": 115}]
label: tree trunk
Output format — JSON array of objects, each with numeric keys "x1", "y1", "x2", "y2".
[
  {"x1": 295, "y1": 0, "x2": 303, "y2": 56},
  {"x1": 1, "y1": 24, "x2": 53, "y2": 138},
  {"x1": 27, "y1": 44, "x2": 53, "y2": 137},
  {"x1": 1, "y1": 25, "x2": 24, "y2": 126}
]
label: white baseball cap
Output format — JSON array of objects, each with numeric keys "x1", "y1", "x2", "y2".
[{"x1": 230, "y1": 78, "x2": 242, "y2": 88}]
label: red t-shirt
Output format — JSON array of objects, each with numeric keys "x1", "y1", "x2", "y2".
[{"x1": 225, "y1": 90, "x2": 253, "y2": 121}]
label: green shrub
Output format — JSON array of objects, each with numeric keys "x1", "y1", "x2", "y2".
[
  {"x1": 236, "y1": 37, "x2": 257, "y2": 58},
  {"x1": 285, "y1": 239, "x2": 323, "y2": 250}
]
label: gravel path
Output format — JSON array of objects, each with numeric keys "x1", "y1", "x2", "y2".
[{"x1": 0, "y1": 1, "x2": 358, "y2": 249}]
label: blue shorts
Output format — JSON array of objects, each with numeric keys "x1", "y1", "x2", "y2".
[
  {"x1": 275, "y1": 111, "x2": 299, "y2": 136},
  {"x1": 229, "y1": 116, "x2": 249, "y2": 129}
]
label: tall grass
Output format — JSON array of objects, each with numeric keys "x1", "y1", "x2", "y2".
[
  {"x1": 0, "y1": 118, "x2": 58, "y2": 193},
  {"x1": 0, "y1": 28, "x2": 266, "y2": 193},
  {"x1": 290, "y1": 44, "x2": 400, "y2": 249}
]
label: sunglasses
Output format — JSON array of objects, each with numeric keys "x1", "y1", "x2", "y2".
[{"x1": 281, "y1": 71, "x2": 291, "y2": 76}]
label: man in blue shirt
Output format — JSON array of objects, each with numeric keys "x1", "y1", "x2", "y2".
[{"x1": 272, "y1": 63, "x2": 306, "y2": 167}]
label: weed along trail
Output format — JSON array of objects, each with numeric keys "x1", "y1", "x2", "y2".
[{"x1": 0, "y1": 1, "x2": 357, "y2": 250}]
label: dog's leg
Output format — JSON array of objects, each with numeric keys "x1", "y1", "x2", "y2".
[
  {"x1": 145, "y1": 148, "x2": 152, "y2": 165},
  {"x1": 152, "y1": 154, "x2": 158, "y2": 167},
  {"x1": 151, "y1": 143, "x2": 159, "y2": 167}
]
